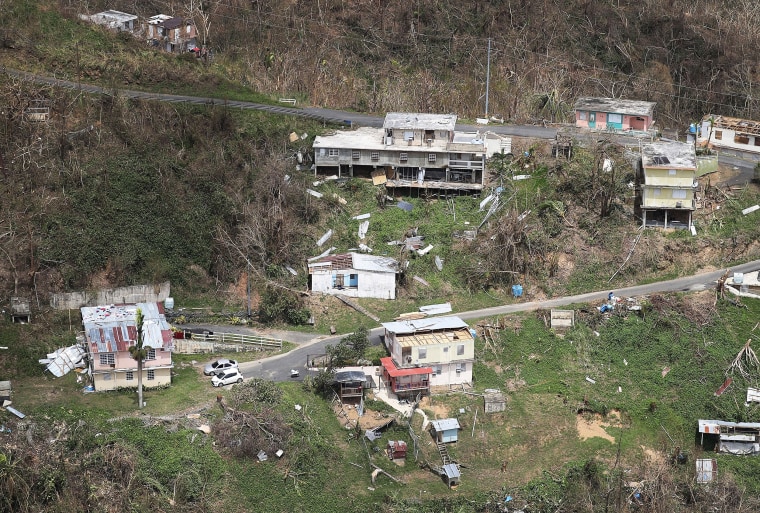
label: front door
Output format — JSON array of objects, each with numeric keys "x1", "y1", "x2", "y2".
[{"x1": 588, "y1": 112, "x2": 596, "y2": 129}]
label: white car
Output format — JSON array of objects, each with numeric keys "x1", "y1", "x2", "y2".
[
  {"x1": 212, "y1": 369, "x2": 244, "y2": 387},
  {"x1": 203, "y1": 358, "x2": 238, "y2": 376}
]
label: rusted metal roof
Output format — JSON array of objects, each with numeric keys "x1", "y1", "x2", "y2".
[
  {"x1": 81, "y1": 303, "x2": 172, "y2": 354},
  {"x1": 308, "y1": 252, "x2": 398, "y2": 273}
]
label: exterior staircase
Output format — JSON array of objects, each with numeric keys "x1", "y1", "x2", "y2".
[{"x1": 437, "y1": 442, "x2": 452, "y2": 465}]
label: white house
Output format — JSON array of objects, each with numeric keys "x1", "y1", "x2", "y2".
[
  {"x1": 696, "y1": 114, "x2": 760, "y2": 155},
  {"x1": 308, "y1": 252, "x2": 398, "y2": 300},
  {"x1": 381, "y1": 316, "x2": 475, "y2": 387},
  {"x1": 84, "y1": 10, "x2": 138, "y2": 32},
  {"x1": 312, "y1": 113, "x2": 511, "y2": 192}
]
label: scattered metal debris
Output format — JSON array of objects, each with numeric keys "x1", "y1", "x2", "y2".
[
  {"x1": 746, "y1": 387, "x2": 760, "y2": 403},
  {"x1": 413, "y1": 276, "x2": 430, "y2": 287},
  {"x1": 316, "y1": 229, "x2": 333, "y2": 247},
  {"x1": 434, "y1": 255, "x2": 443, "y2": 271},
  {"x1": 285, "y1": 265, "x2": 298, "y2": 276},
  {"x1": 358, "y1": 220, "x2": 369, "y2": 239},
  {"x1": 6, "y1": 406, "x2": 25, "y2": 419},
  {"x1": 397, "y1": 200, "x2": 413, "y2": 212},
  {"x1": 306, "y1": 188, "x2": 324, "y2": 198},
  {"x1": 39, "y1": 345, "x2": 86, "y2": 377},
  {"x1": 417, "y1": 244, "x2": 434, "y2": 256},
  {"x1": 419, "y1": 303, "x2": 451, "y2": 315},
  {"x1": 742, "y1": 205, "x2": 760, "y2": 215},
  {"x1": 308, "y1": 246, "x2": 336, "y2": 262},
  {"x1": 352, "y1": 213, "x2": 371, "y2": 220}
]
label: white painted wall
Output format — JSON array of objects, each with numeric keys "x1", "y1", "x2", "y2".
[{"x1": 311, "y1": 270, "x2": 396, "y2": 299}]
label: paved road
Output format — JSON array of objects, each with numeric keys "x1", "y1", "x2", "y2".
[{"x1": 238, "y1": 258, "x2": 760, "y2": 382}]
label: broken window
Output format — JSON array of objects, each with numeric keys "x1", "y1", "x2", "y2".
[
  {"x1": 735, "y1": 134, "x2": 750, "y2": 145},
  {"x1": 714, "y1": 130, "x2": 723, "y2": 140},
  {"x1": 100, "y1": 353, "x2": 115, "y2": 366}
]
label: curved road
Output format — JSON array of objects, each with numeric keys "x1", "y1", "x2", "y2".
[{"x1": 239, "y1": 259, "x2": 760, "y2": 382}]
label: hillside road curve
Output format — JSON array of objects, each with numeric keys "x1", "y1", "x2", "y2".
[{"x1": 239, "y1": 259, "x2": 760, "y2": 382}]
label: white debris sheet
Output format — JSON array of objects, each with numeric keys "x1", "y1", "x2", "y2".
[{"x1": 40, "y1": 345, "x2": 86, "y2": 377}]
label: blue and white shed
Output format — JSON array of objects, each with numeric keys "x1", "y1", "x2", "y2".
[{"x1": 431, "y1": 418, "x2": 461, "y2": 443}]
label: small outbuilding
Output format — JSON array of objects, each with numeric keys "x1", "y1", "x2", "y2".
[
  {"x1": 0, "y1": 381, "x2": 11, "y2": 403},
  {"x1": 387, "y1": 440, "x2": 408, "y2": 460},
  {"x1": 333, "y1": 370, "x2": 370, "y2": 402},
  {"x1": 484, "y1": 389, "x2": 506, "y2": 413},
  {"x1": 431, "y1": 418, "x2": 461, "y2": 443},
  {"x1": 442, "y1": 463, "x2": 461, "y2": 488},
  {"x1": 10, "y1": 297, "x2": 30, "y2": 323}
]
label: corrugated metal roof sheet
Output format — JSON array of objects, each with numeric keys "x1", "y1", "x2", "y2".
[
  {"x1": 382, "y1": 316, "x2": 468, "y2": 335},
  {"x1": 380, "y1": 357, "x2": 432, "y2": 377},
  {"x1": 442, "y1": 463, "x2": 460, "y2": 479},
  {"x1": 81, "y1": 303, "x2": 172, "y2": 353},
  {"x1": 431, "y1": 418, "x2": 460, "y2": 432},
  {"x1": 334, "y1": 370, "x2": 368, "y2": 383}
]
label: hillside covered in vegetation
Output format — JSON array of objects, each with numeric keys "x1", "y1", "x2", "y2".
[{"x1": 2, "y1": 1, "x2": 760, "y2": 512}]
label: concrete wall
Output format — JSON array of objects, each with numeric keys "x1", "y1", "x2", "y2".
[
  {"x1": 50, "y1": 282, "x2": 171, "y2": 310},
  {"x1": 311, "y1": 271, "x2": 396, "y2": 299}
]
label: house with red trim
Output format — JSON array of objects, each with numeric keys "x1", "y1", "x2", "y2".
[
  {"x1": 381, "y1": 316, "x2": 474, "y2": 395},
  {"x1": 81, "y1": 302, "x2": 174, "y2": 391}
]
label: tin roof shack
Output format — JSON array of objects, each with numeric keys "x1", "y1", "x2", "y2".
[
  {"x1": 387, "y1": 440, "x2": 408, "y2": 462},
  {"x1": 696, "y1": 114, "x2": 760, "y2": 155},
  {"x1": 10, "y1": 297, "x2": 30, "y2": 323},
  {"x1": 382, "y1": 316, "x2": 474, "y2": 388},
  {"x1": 483, "y1": 389, "x2": 506, "y2": 413},
  {"x1": 313, "y1": 113, "x2": 511, "y2": 193},
  {"x1": 639, "y1": 141, "x2": 697, "y2": 230},
  {"x1": 308, "y1": 252, "x2": 398, "y2": 300},
  {"x1": 431, "y1": 418, "x2": 461, "y2": 443},
  {"x1": 380, "y1": 356, "x2": 432, "y2": 400},
  {"x1": 81, "y1": 303, "x2": 174, "y2": 392},
  {"x1": 442, "y1": 463, "x2": 461, "y2": 489},
  {"x1": 333, "y1": 370, "x2": 370, "y2": 403},
  {"x1": 0, "y1": 381, "x2": 11, "y2": 403},
  {"x1": 698, "y1": 419, "x2": 760, "y2": 455},
  {"x1": 84, "y1": 10, "x2": 138, "y2": 32},
  {"x1": 574, "y1": 97, "x2": 656, "y2": 132}
]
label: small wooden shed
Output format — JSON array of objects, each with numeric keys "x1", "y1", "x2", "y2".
[
  {"x1": 10, "y1": 297, "x2": 30, "y2": 323},
  {"x1": 0, "y1": 381, "x2": 11, "y2": 403},
  {"x1": 484, "y1": 389, "x2": 506, "y2": 413},
  {"x1": 431, "y1": 418, "x2": 460, "y2": 443},
  {"x1": 387, "y1": 440, "x2": 407, "y2": 460}
]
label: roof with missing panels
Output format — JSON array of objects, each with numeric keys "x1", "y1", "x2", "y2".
[
  {"x1": 81, "y1": 302, "x2": 172, "y2": 354},
  {"x1": 382, "y1": 316, "x2": 469, "y2": 335},
  {"x1": 574, "y1": 97, "x2": 656, "y2": 117},
  {"x1": 93, "y1": 10, "x2": 138, "y2": 22},
  {"x1": 308, "y1": 252, "x2": 398, "y2": 274},
  {"x1": 383, "y1": 113, "x2": 457, "y2": 131},
  {"x1": 641, "y1": 141, "x2": 696, "y2": 169},
  {"x1": 707, "y1": 115, "x2": 760, "y2": 137}
]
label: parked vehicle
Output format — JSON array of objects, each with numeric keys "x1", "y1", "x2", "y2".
[
  {"x1": 212, "y1": 369, "x2": 244, "y2": 387},
  {"x1": 203, "y1": 358, "x2": 238, "y2": 376}
]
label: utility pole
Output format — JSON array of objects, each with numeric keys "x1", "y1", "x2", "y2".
[{"x1": 485, "y1": 38, "x2": 491, "y2": 118}]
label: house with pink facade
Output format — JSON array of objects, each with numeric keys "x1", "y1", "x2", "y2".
[
  {"x1": 574, "y1": 97, "x2": 655, "y2": 132},
  {"x1": 81, "y1": 302, "x2": 174, "y2": 391}
]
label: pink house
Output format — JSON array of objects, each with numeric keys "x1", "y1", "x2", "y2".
[{"x1": 574, "y1": 97, "x2": 656, "y2": 132}]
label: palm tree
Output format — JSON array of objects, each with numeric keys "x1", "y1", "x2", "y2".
[{"x1": 128, "y1": 307, "x2": 147, "y2": 409}]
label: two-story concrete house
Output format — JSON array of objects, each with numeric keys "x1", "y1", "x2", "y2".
[
  {"x1": 381, "y1": 316, "x2": 474, "y2": 392},
  {"x1": 81, "y1": 302, "x2": 174, "y2": 391},
  {"x1": 313, "y1": 113, "x2": 511, "y2": 192},
  {"x1": 574, "y1": 97, "x2": 656, "y2": 133},
  {"x1": 638, "y1": 141, "x2": 697, "y2": 229},
  {"x1": 147, "y1": 14, "x2": 197, "y2": 53}
]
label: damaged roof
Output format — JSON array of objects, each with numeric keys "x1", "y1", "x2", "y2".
[
  {"x1": 706, "y1": 114, "x2": 760, "y2": 137},
  {"x1": 333, "y1": 370, "x2": 369, "y2": 383},
  {"x1": 81, "y1": 302, "x2": 173, "y2": 353},
  {"x1": 308, "y1": 252, "x2": 398, "y2": 273},
  {"x1": 383, "y1": 112, "x2": 457, "y2": 131},
  {"x1": 574, "y1": 97, "x2": 655, "y2": 117},
  {"x1": 641, "y1": 140, "x2": 696, "y2": 169},
  {"x1": 382, "y1": 315, "x2": 469, "y2": 335}
]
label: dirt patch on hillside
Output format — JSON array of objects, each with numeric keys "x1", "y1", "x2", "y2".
[
  {"x1": 332, "y1": 402, "x2": 396, "y2": 430},
  {"x1": 576, "y1": 410, "x2": 622, "y2": 443},
  {"x1": 419, "y1": 396, "x2": 449, "y2": 418}
]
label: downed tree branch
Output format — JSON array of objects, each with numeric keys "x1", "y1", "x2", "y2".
[
  {"x1": 371, "y1": 464, "x2": 403, "y2": 484},
  {"x1": 727, "y1": 339, "x2": 760, "y2": 379}
]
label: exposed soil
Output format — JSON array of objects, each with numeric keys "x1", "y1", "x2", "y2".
[
  {"x1": 575, "y1": 410, "x2": 622, "y2": 443},
  {"x1": 332, "y1": 402, "x2": 397, "y2": 430},
  {"x1": 419, "y1": 396, "x2": 450, "y2": 419}
]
